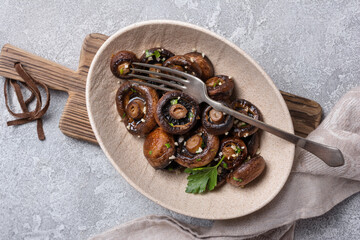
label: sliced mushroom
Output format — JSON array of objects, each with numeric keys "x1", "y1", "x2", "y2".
[
  {"x1": 116, "y1": 81, "x2": 158, "y2": 137},
  {"x1": 155, "y1": 91, "x2": 199, "y2": 135},
  {"x1": 143, "y1": 128, "x2": 175, "y2": 169},
  {"x1": 175, "y1": 127, "x2": 219, "y2": 168},
  {"x1": 219, "y1": 137, "x2": 248, "y2": 170},
  {"x1": 184, "y1": 52, "x2": 214, "y2": 81},
  {"x1": 163, "y1": 55, "x2": 202, "y2": 78},
  {"x1": 227, "y1": 155, "x2": 266, "y2": 187},
  {"x1": 110, "y1": 50, "x2": 138, "y2": 79},
  {"x1": 246, "y1": 131, "x2": 261, "y2": 157},
  {"x1": 205, "y1": 75, "x2": 234, "y2": 101},
  {"x1": 202, "y1": 103, "x2": 234, "y2": 135},
  {"x1": 232, "y1": 99, "x2": 262, "y2": 138},
  {"x1": 140, "y1": 47, "x2": 175, "y2": 64}
]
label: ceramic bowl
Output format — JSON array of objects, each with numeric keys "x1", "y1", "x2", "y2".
[{"x1": 86, "y1": 20, "x2": 295, "y2": 220}]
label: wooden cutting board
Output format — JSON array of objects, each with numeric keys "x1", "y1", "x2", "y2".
[{"x1": 0, "y1": 33, "x2": 322, "y2": 143}]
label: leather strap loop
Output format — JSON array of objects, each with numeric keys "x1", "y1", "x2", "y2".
[{"x1": 4, "y1": 63, "x2": 50, "y2": 140}]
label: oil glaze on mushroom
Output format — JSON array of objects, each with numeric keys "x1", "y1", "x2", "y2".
[
  {"x1": 246, "y1": 131, "x2": 261, "y2": 157},
  {"x1": 227, "y1": 155, "x2": 266, "y2": 187},
  {"x1": 155, "y1": 91, "x2": 199, "y2": 135},
  {"x1": 163, "y1": 55, "x2": 202, "y2": 78},
  {"x1": 143, "y1": 128, "x2": 175, "y2": 169},
  {"x1": 202, "y1": 103, "x2": 234, "y2": 135},
  {"x1": 175, "y1": 127, "x2": 219, "y2": 168},
  {"x1": 184, "y1": 52, "x2": 214, "y2": 81},
  {"x1": 116, "y1": 81, "x2": 158, "y2": 137},
  {"x1": 110, "y1": 50, "x2": 138, "y2": 79},
  {"x1": 232, "y1": 99, "x2": 262, "y2": 138},
  {"x1": 219, "y1": 137, "x2": 248, "y2": 170},
  {"x1": 205, "y1": 75, "x2": 234, "y2": 101}
]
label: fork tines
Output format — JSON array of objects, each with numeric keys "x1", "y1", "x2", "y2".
[{"x1": 128, "y1": 62, "x2": 189, "y2": 91}]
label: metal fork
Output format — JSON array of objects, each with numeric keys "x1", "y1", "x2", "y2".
[{"x1": 129, "y1": 62, "x2": 344, "y2": 167}]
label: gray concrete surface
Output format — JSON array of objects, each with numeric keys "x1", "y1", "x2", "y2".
[{"x1": 0, "y1": 0, "x2": 359, "y2": 239}]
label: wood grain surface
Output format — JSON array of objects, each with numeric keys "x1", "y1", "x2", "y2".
[{"x1": 0, "y1": 33, "x2": 322, "y2": 143}]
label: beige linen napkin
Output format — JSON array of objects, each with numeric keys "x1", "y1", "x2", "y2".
[{"x1": 91, "y1": 87, "x2": 360, "y2": 240}]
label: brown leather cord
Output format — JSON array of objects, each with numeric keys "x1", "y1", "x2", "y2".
[{"x1": 4, "y1": 63, "x2": 50, "y2": 140}]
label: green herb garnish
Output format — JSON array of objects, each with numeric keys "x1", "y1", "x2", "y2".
[
  {"x1": 222, "y1": 162, "x2": 228, "y2": 168},
  {"x1": 145, "y1": 49, "x2": 161, "y2": 60},
  {"x1": 149, "y1": 150, "x2": 153, "y2": 155},
  {"x1": 240, "y1": 122, "x2": 247, "y2": 127},
  {"x1": 233, "y1": 177, "x2": 243, "y2": 182},
  {"x1": 119, "y1": 68, "x2": 124, "y2": 75},
  {"x1": 130, "y1": 88, "x2": 136, "y2": 93},
  {"x1": 169, "y1": 122, "x2": 174, "y2": 127},
  {"x1": 184, "y1": 156, "x2": 225, "y2": 194},
  {"x1": 196, "y1": 158, "x2": 202, "y2": 162},
  {"x1": 122, "y1": 113, "x2": 126, "y2": 118},
  {"x1": 170, "y1": 99, "x2": 178, "y2": 105},
  {"x1": 145, "y1": 50, "x2": 152, "y2": 58},
  {"x1": 188, "y1": 112, "x2": 194, "y2": 119},
  {"x1": 165, "y1": 143, "x2": 171, "y2": 149},
  {"x1": 213, "y1": 79, "x2": 220, "y2": 87},
  {"x1": 236, "y1": 147, "x2": 242, "y2": 154},
  {"x1": 154, "y1": 50, "x2": 161, "y2": 59}
]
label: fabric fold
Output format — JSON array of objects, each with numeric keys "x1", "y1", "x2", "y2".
[{"x1": 90, "y1": 86, "x2": 360, "y2": 240}]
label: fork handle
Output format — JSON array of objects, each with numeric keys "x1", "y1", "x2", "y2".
[{"x1": 207, "y1": 100, "x2": 344, "y2": 167}]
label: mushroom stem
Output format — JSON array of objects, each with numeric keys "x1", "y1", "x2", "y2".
[
  {"x1": 126, "y1": 99, "x2": 145, "y2": 120},
  {"x1": 186, "y1": 135, "x2": 203, "y2": 154},
  {"x1": 222, "y1": 144, "x2": 236, "y2": 159},
  {"x1": 169, "y1": 104, "x2": 188, "y2": 119},
  {"x1": 209, "y1": 109, "x2": 224, "y2": 123}
]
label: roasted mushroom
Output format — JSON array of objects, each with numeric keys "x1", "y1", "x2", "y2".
[
  {"x1": 202, "y1": 103, "x2": 234, "y2": 135},
  {"x1": 140, "y1": 47, "x2": 175, "y2": 64},
  {"x1": 163, "y1": 55, "x2": 202, "y2": 78},
  {"x1": 175, "y1": 127, "x2": 220, "y2": 168},
  {"x1": 246, "y1": 131, "x2": 261, "y2": 157},
  {"x1": 116, "y1": 81, "x2": 158, "y2": 137},
  {"x1": 110, "y1": 50, "x2": 138, "y2": 79},
  {"x1": 227, "y1": 155, "x2": 266, "y2": 187},
  {"x1": 155, "y1": 91, "x2": 199, "y2": 135},
  {"x1": 184, "y1": 52, "x2": 214, "y2": 81},
  {"x1": 232, "y1": 99, "x2": 262, "y2": 138},
  {"x1": 143, "y1": 128, "x2": 175, "y2": 169},
  {"x1": 219, "y1": 137, "x2": 248, "y2": 170},
  {"x1": 205, "y1": 75, "x2": 234, "y2": 101}
]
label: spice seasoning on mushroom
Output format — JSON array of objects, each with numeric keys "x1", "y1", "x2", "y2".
[
  {"x1": 143, "y1": 128, "x2": 176, "y2": 169},
  {"x1": 227, "y1": 155, "x2": 266, "y2": 187},
  {"x1": 116, "y1": 81, "x2": 158, "y2": 137},
  {"x1": 205, "y1": 75, "x2": 235, "y2": 101},
  {"x1": 175, "y1": 126, "x2": 219, "y2": 168},
  {"x1": 110, "y1": 50, "x2": 138, "y2": 79},
  {"x1": 219, "y1": 137, "x2": 248, "y2": 170},
  {"x1": 202, "y1": 103, "x2": 234, "y2": 135},
  {"x1": 184, "y1": 52, "x2": 214, "y2": 81},
  {"x1": 155, "y1": 91, "x2": 199, "y2": 135},
  {"x1": 163, "y1": 55, "x2": 202, "y2": 78},
  {"x1": 231, "y1": 99, "x2": 262, "y2": 138}
]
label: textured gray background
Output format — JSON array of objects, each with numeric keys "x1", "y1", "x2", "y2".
[{"x1": 0, "y1": 0, "x2": 359, "y2": 239}]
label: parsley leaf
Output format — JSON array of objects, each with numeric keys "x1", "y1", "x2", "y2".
[
  {"x1": 236, "y1": 147, "x2": 242, "y2": 154},
  {"x1": 154, "y1": 50, "x2": 161, "y2": 59},
  {"x1": 170, "y1": 99, "x2": 178, "y2": 105},
  {"x1": 165, "y1": 143, "x2": 171, "y2": 148},
  {"x1": 233, "y1": 177, "x2": 243, "y2": 182},
  {"x1": 184, "y1": 156, "x2": 224, "y2": 194},
  {"x1": 145, "y1": 50, "x2": 152, "y2": 58}
]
